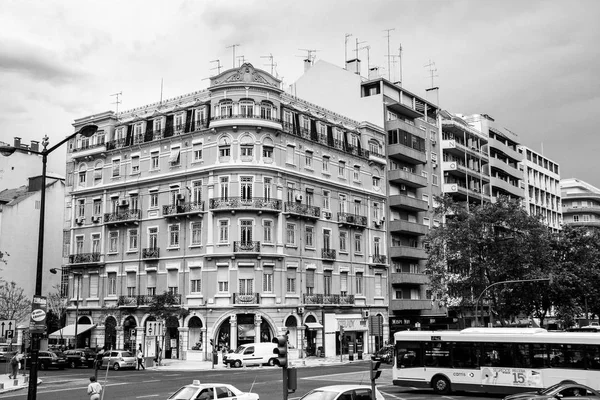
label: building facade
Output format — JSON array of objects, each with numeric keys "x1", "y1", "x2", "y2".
[
  {"x1": 63, "y1": 63, "x2": 389, "y2": 360},
  {"x1": 561, "y1": 178, "x2": 600, "y2": 229}
]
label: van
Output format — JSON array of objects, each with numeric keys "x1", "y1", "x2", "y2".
[{"x1": 223, "y1": 342, "x2": 278, "y2": 368}]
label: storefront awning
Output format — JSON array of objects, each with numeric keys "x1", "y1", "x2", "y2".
[
  {"x1": 305, "y1": 322, "x2": 323, "y2": 330},
  {"x1": 49, "y1": 324, "x2": 95, "y2": 338}
]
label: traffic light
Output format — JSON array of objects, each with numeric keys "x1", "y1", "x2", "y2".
[
  {"x1": 273, "y1": 335, "x2": 288, "y2": 368},
  {"x1": 370, "y1": 360, "x2": 382, "y2": 381}
]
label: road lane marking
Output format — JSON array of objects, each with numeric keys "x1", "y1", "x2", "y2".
[
  {"x1": 136, "y1": 395, "x2": 160, "y2": 398},
  {"x1": 142, "y1": 379, "x2": 162, "y2": 382}
]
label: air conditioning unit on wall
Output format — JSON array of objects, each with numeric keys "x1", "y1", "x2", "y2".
[
  {"x1": 323, "y1": 211, "x2": 332, "y2": 219},
  {"x1": 362, "y1": 310, "x2": 370, "y2": 318},
  {"x1": 295, "y1": 193, "x2": 304, "y2": 202},
  {"x1": 119, "y1": 199, "x2": 129, "y2": 207}
]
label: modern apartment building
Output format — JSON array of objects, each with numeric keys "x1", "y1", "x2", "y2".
[
  {"x1": 62, "y1": 63, "x2": 389, "y2": 360},
  {"x1": 561, "y1": 178, "x2": 600, "y2": 228},
  {"x1": 520, "y1": 147, "x2": 562, "y2": 231}
]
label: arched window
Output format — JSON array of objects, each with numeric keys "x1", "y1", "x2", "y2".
[
  {"x1": 240, "y1": 135, "x2": 254, "y2": 160},
  {"x1": 78, "y1": 163, "x2": 88, "y2": 188},
  {"x1": 188, "y1": 317, "x2": 203, "y2": 350},
  {"x1": 218, "y1": 136, "x2": 231, "y2": 160},
  {"x1": 369, "y1": 139, "x2": 382, "y2": 155}
]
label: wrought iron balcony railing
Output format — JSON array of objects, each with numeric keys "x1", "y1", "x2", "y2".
[
  {"x1": 233, "y1": 293, "x2": 260, "y2": 304},
  {"x1": 303, "y1": 294, "x2": 355, "y2": 305},
  {"x1": 209, "y1": 197, "x2": 281, "y2": 212},
  {"x1": 337, "y1": 212, "x2": 368, "y2": 227},
  {"x1": 104, "y1": 209, "x2": 141, "y2": 224},
  {"x1": 118, "y1": 294, "x2": 182, "y2": 307},
  {"x1": 372, "y1": 254, "x2": 387, "y2": 264},
  {"x1": 234, "y1": 241, "x2": 260, "y2": 252},
  {"x1": 142, "y1": 248, "x2": 160, "y2": 259},
  {"x1": 211, "y1": 114, "x2": 281, "y2": 123},
  {"x1": 321, "y1": 249, "x2": 336, "y2": 260},
  {"x1": 284, "y1": 202, "x2": 321, "y2": 218},
  {"x1": 68, "y1": 253, "x2": 102, "y2": 264},
  {"x1": 163, "y1": 201, "x2": 205, "y2": 216}
]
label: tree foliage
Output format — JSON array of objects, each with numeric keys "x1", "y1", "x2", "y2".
[
  {"x1": 46, "y1": 285, "x2": 69, "y2": 334},
  {"x1": 148, "y1": 291, "x2": 188, "y2": 321},
  {"x1": 0, "y1": 250, "x2": 7, "y2": 265},
  {"x1": 0, "y1": 281, "x2": 31, "y2": 323}
]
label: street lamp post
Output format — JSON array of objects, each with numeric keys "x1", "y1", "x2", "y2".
[
  {"x1": 474, "y1": 278, "x2": 551, "y2": 327},
  {"x1": 50, "y1": 268, "x2": 82, "y2": 348},
  {"x1": 0, "y1": 125, "x2": 98, "y2": 400}
]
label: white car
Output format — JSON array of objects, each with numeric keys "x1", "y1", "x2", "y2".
[
  {"x1": 100, "y1": 350, "x2": 137, "y2": 370},
  {"x1": 167, "y1": 381, "x2": 259, "y2": 400},
  {"x1": 299, "y1": 385, "x2": 384, "y2": 400}
]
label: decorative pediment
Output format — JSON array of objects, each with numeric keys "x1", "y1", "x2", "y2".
[{"x1": 211, "y1": 63, "x2": 281, "y2": 89}]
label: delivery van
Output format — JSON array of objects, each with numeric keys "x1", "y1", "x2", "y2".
[{"x1": 223, "y1": 342, "x2": 278, "y2": 367}]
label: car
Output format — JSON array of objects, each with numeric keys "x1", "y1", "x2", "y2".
[
  {"x1": 166, "y1": 381, "x2": 259, "y2": 400},
  {"x1": 371, "y1": 345, "x2": 394, "y2": 364},
  {"x1": 64, "y1": 349, "x2": 97, "y2": 368},
  {"x1": 503, "y1": 381, "x2": 600, "y2": 400},
  {"x1": 24, "y1": 351, "x2": 68, "y2": 370},
  {"x1": 100, "y1": 350, "x2": 136, "y2": 371},
  {"x1": 223, "y1": 342, "x2": 278, "y2": 367},
  {"x1": 299, "y1": 385, "x2": 384, "y2": 400}
]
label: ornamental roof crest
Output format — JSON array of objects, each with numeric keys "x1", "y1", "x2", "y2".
[{"x1": 210, "y1": 63, "x2": 281, "y2": 90}]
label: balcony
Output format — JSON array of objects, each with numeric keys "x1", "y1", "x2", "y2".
[
  {"x1": 368, "y1": 150, "x2": 386, "y2": 165},
  {"x1": 371, "y1": 254, "x2": 387, "y2": 265},
  {"x1": 118, "y1": 294, "x2": 182, "y2": 307},
  {"x1": 163, "y1": 201, "x2": 205, "y2": 219},
  {"x1": 142, "y1": 248, "x2": 160, "y2": 259},
  {"x1": 388, "y1": 143, "x2": 427, "y2": 164},
  {"x1": 68, "y1": 253, "x2": 102, "y2": 265},
  {"x1": 390, "y1": 245, "x2": 426, "y2": 260},
  {"x1": 337, "y1": 212, "x2": 367, "y2": 229},
  {"x1": 284, "y1": 202, "x2": 321, "y2": 220},
  {"x1": 564, "y1": 205, "x2": 600, "y2": 215},
  {"x1": 210, "y1": 114, "x2": 282, "y2": 131},
  {"x1": 233, "y1": 293, "x2": 260, "y2": 305},
  {"x1": 303, "y1": 294, "x2": 355, "y2": 305},
  {"x1": 209, "y1": 197, "x2": 281, "y2": 214},
  {"x1": 321, "y1": 249, "x2": 336, "y2": 261},
  {"x1": 388, "y1": 168, "x2": 428, "y2": 188},
  {"x1": 390, "y1": 299, "x2": 432, "y2": 311},
  {"x1": 70, "y1": 141, "x2": 107, "y2": 159},
  {"x1": 233, "y1": 241, "x2": 260, "y2": 253},
  {"x1": 389, "y1": 220, "x2": 429, "y2": 236},
  {"x1": 391, "y1": 272, "x2": 429, "y2": 285},
  {"x1": 104, "y1": 209, "x2": 141, "y2": 226},
  {"x1": 389, "y1": 194, "x2": 429, "y2": 212}
]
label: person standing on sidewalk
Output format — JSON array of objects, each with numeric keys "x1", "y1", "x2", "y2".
[
  {"x1": 9, "y1": 354, "x2": 19, "y2": 379},
  {"x1": 136, "y1": 344, "x2": 145, "y2": 370},
  {"x1": 87, "y1": 376, "x2": 102, "y2": 400}
]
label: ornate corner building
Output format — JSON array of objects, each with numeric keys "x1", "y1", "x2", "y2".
[{"x1": 60, "y1": 63, "x2": 389, "y2": 360}]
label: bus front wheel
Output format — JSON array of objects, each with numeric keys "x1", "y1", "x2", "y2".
[{"x1": 432, "y1": 376, "x2": 451, "y2": 395}]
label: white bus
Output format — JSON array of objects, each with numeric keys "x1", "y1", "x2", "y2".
[{"x1": 393, "y1": 328, "x2": 600, "y2": 395}]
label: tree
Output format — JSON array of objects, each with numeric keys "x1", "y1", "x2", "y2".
[
  {"x1": 0, "y1": 250, "x2": 7, "y2": 265},
  {"x1": 46, "y1": 285, "x2": 69, "y2": 337},
  {"x1": 148, "y1": 291, "x2": 188, "y2": 365},
  {"x1": 425, "y1": 195, "x2": 554, "y2": 325},
  {"x1": 0, "y1": 281, "x2": 31, "y2": 323}
]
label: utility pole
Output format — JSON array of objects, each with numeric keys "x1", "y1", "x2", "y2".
[
  {"x1": 383, "y1": 28, "x2": 395, "y2": 80},
  {"x1": 226, "y1": 44, "x2": 240, "y2": 68}
]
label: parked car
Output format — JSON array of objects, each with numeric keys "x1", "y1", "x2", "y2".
[
  {"x1": 223, "y1": 342, "x2": 278, "y2": 367},
  {"x1": 24, "y1": 351, "x2": 68, "y2": 370},
  {"x1": 371, "y1": 345, "x2": 394, "y2": 364},
  {"x1": 299, "y1": 385, "x2": 384, "y2": 400},
  {"x1": 64, "y1": 349, "x2": 96, "y2": 368},
  {"x1": 503, "y1": 381, "x2": 599, "y2": 400},
  {"x1": 100, "y1": 350, "x2": 136, "y2": 371},
  {"x1": 167, "y1": 381, "x2": 259, "y2": 400}
]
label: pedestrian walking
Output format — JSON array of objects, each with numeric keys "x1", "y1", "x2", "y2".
[
  {"x1": 136, "y1": 344, "x2": 145, "y2": 370},
  {"x1": 9, "y1": 354, "x2": 19, "y2": 379},
  {"x1": 87, "y1": 376, "x2": 102, "y2": 400}
]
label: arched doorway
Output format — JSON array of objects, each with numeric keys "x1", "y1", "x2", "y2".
[
  {"x1": 123, "y1": 315, "x2": 137, "y2": 352},
  {"x1": 285, "y1": 316, "x2": 297, "y2": 352},
  {"x1": 217, "y1": 318, "x2": 231, "y2": 351},
  {"x1": 165, "y1": 315, "x2": 179, "y2": 359},
  {"x1": 104, "y1": 316, "x2": 117, "y2": 350},
  {"x1": 76, "y1": 316, "x2": 92, "y2": 349},
  {"x1": 304, "y1": 315, "x2": 318, "y2": 356},
  {"x1": 188, "y1": 317, "x2": 203, "y2": 350},
  {"x1": 259, "y1": 320, "x2": 272, "y2": 342}
]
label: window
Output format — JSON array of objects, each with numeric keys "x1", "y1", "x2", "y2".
[
  {"x1": 154, "y1": 118, "x2": 162, "y2": 134},
  {"x1": 193, "y1": 142, "x2": 203, "y2": 161},
  {"x1": 338, "y1": 161, "x2": 346, "y2": 178},
  {"x1": 263, "y1": 145, "x2": 273, "y2": 159},
  {"x1": 219, "y1": 137, "x2": 231, "y2": 158},
  {"x1": 432, "y1": 174, "x2": 439, "y2": 186},
  {"x1": 239, "y1": 278, "x2": 254, "y2": 295},
  {"x1": 89, "y1": 274, "x2": 99, "y2": 298},
  {"x1": 169, "y1": 146, "x2": 181, "y2": 166},
  {"x1": 374, "y1": 237, "x2": 381, "y2": 256},
  {"x1": 240, "y1": 177, "x2": 253, "y2": 201},
  {"x1": 340, "y1": 272, "x2": 348, "y2": 296},
  {"x1": 131, "y1": 155, "x2": 140, "y2": 174},
  {"x1": 218, "y1": 266, "x2": 229, "y2": 292},
  {"x1": 240, "y1": 136, "x2": 254, "y2": 159},
  {"x1": 147, "y1": 271, "x2": 156, "y2": 296},
  {"x1": 305, "y1": 226, "x2": 314, "y2": 248},
  {"x1": 263, "y1": 266, "x2": 273, "y2": 292},
  {"x1": 263, "y1": 220, "x2": 273, "y2": 244},
  {"x1": 324, "y1": 271, "x2": 332, "y2": 296},
  {"x1": 219, "y1": 101, "x2": 233, "y2": 117},
  {"x1": 286, "y1": 268, "x2": 296, "y2": 293},
  {"x1": 239, "y1": 100, "x2": 254, "y2": 117},
  {"x1": 112, "y1": 159, "x2": 120, "y2": 177},
  {"x1": 373, "y1": 202, "x2": 381, "y2": 221},
  {"x1": 191, "y1": 222, "x2": 202, "y2": 245},
  {"x1": 128, "y1": 229, "x2": 138, "y2": 251},
  {"x1": 219, "y1": 220, "x2": 229, "y2": 243},
  {"x1": 339, "y1": 194, "x2": 347, "y2": 213},
  {"x1": 286, "y1": 145, "x2": 295, "y2": 164},
  {"x1": 148, "y1": 227, "x2": 158, "y2": 249},
  {"x1": 240, "y1": 219, "x2": 253, "y2": 244},
  {"x1": 93, "y1": 163, "x2": 102, "y2": 185},
  {"x1": 220, "y1": 177, "x2": 229, "y2": 200},
  {"x1": 75, "y1": 235, "x2": 84, "y2": 254},
  {"x1": 168, "y1": 269, "x2": 178, "y2": 295},
  {"x1": 374, "y1": 273, "x2": 383, "y2": 297},
  {"x1": 78, "y1": 166, "x2": 86, "y2": 187},
  {"x1": 107, "y1": 272, "x2": 117, "y2": 296},
  {"x1": 356, "y1": 272, "x2": 363, "y2": 295},
  {"x1": 264, "y1": 177, "x2": 272, "y2": 200},
  {"x1": 175, "y1": 113, "x2": 184, "y2": 132},
  {"x1": 77, "y1": 199, "x2": 85, "y2": 218},
  {"x1": 353, "y1": 165, "x2": 360, "y2": 181},
  {"x1": 306, "y1": 269, "x2": 314, "y2": 295},
  {"x1": 305, "y1": 151, "x2": 313, "y2": 168},
  {"x1": 149, "y1": 193, "x2": 158, "y2": 208},
  {"x1": 323, "y1": 190, "x2": 330, "y2": 210},
  {"x1": 151, "y1": 151, "x2": 159, "y2": 170},
  {"x1": 190, "y1": 268, "x2": 201, "y2": 293},
  {"x1": 93, "y1": 199, "x2": 102, "y2": 215},
  {"x1": 127, "y1": 272, "x2": 136, "y2": 296},
  {"x1": 109, "y1": 231, "x2": 118, "y2": 253},
  {"x1": 91, "y1": 233, "x2": 101, "y2": 254},
  {"x1": 260, "y1": 102, "x2": 273, "y2": 119},
  {"x1": 339, "y1": 231, "x2": 347, "y2": 252},
  {"x1": 372, "y1": 176, "x2": 380, "y2": 188},
  {"x1": 169, "y1": 224, "x2": 180, "y2": 247},
  {"x1": 322, "y1": 156, "x2": 330, "y2": 173},
  {"x1": 286, "y1": 223, "x2": 296, "y2": 245},
  {"x1": 192, "y1": 180, "x2": 202, "y2": 203},
  {"x1": 354, "y1": 234, "x2": 362, "y2": 253}
]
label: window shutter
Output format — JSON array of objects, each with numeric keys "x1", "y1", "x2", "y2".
[
  {"x1": 306, "y1": 270, "x2": 315, "y2": 288},
  {"x1": 89, "y1": 274, "x2": 99, "y2": 297},
  {"x1": 147, "y1": 271, "x2": 157, "y2": 287},
  {"x1": 340, "y1": 272, "x2": 348, "y2": 292}
]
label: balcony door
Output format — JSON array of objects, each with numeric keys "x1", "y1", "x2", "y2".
[
  {"x1": 240, "y1": 220, "x2": 253, "y2": 245},
  {"x1": 148, "y1": 227, "x2": 158, "y2": 249},
  {"x1": 241, "y1": 177, "x2": 253, "y2": 201},
  {"x1": 323, "y1": 229, "x2": 331, "y2": 251}
]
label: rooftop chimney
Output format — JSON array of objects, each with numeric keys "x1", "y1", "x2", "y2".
[
  {"x1": 14, "y1": 137, "x2": 21, "y2": 148},
  {"x1": 345, "y1": 58, "x2": 361, "y2": 76},
  {"x1": 304, "y1": 59, "x2": 312, "y2": 73},
  {"x1": 30, "y1": 140, "x2": 39, "y2": 153},
  {"x1": 368, "y1": 67, "x2": 379, "y2": 80}
]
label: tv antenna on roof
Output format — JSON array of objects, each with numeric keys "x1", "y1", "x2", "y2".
[
  {"x1": 111, "y1": 92, "x2": 122, "y2": 114},
  {"x1": 210, "y1": 59, "x2": 222, "y2": 75},
  {"x1": 236, "y1": 55, "x2": 246, "y2": 67},
  {"x1": 425, "y1": 59, "x2": 439, "y2": 88},
  {"x1": 298, "y1": 48, "x2": 318, "y2": 64},
  {"x1": 226, "y1": 44, "x2": 240, "y2": 68},
  {"x1": 261, "y1": 54, "x2": 276, "y2": 75},
  {"x1": 383, "y1": 28, "x2": 395, "y2": 80}
]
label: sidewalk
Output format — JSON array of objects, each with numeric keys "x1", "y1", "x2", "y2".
[{"x1": 0, "y1": 372, "x2": 38, "y2": 394}]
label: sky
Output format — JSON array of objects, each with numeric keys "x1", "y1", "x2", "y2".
[{"x1": 1, "y1": 0, "x2": 599, "y2": 187}]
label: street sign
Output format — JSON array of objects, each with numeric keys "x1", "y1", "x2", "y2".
[
  {"x1": 0, "y1": 320, "x2": 16, "y2": 338},
  {"x1": 5, "y1": 330, "x2": 14, "y2": 339},
  {"x1": 146, "y1": 321, "x2": 163, "y2": 337},
  {"x1": 29, "y1": 295, "x2": 48, "y2": 334}
]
